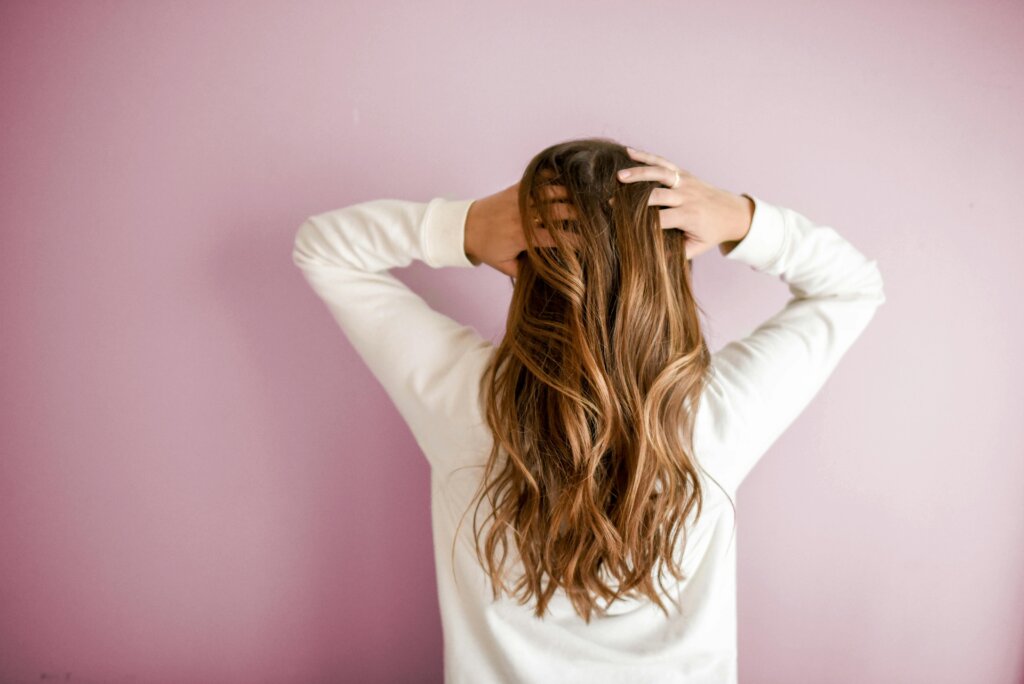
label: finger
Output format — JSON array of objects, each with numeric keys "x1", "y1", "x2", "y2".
[
  {"x1": 625, "y1": 146, "x2": 680, "y2": 172},
  {"x1": 533, "y1": 228, "x2": 557, "y2": 248},
  {"x1": 657, "y1": 208, "x2": 676, "y2": 231},
  {"x1": 647, "y1": 187, "x2": 685, "y2": 208},
  {"x1": 532, "y1": 227, "x2": 582, "y2": 249},
  {"x1": 617, "y1": 164, "x2": 682, "y2": 188},
  {"x1": 530, "y1": 200, "x2": 580, "y2": 222},
  {"x1": 647, "y1": 205, "x2": 689, "y2": 232},
  {"x1": 536, "y1": 184, "x2": 569, "y2": 201},
  {"x1": 549, "y1": 202, "x2": 579, "y2": 221}
]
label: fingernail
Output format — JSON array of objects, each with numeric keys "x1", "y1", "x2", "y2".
[{"x1": 618, "y1": 170, "x2": 631, "y2": 178}]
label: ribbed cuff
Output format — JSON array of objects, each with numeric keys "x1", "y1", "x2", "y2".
[
  {"x1": 422, "y1": 197, "x2": 478, "y2": 269},
  {"x1": 723, "y1": 194, "x2": 786, "y2": 271}
]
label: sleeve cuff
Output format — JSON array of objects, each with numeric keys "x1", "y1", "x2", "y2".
[
  {"x1": 422, "y1": 197, "x2": 478, "y2": 269},
  {"x1": 722, "y1": 194, "x2": 786, "y2": 271}
]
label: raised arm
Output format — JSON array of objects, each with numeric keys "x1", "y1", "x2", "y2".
[
  {"x1": 694, "y1": 194, "x2": 887, "y2": 494},
  {"x1": 291, "y1": 197, "x2": 495, "y2": 471}
]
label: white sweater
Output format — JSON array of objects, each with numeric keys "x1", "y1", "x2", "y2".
[{"x1": 292, "y1": 192, "x2": 886, "y2": 684}]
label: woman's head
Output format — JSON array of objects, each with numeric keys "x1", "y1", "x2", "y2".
[
  {"x1": 454, "y1": 137, "x2": 730, "y2": 623},
  {"x1": 512, "y1": 137, "x2": 691, "y2": 283}
]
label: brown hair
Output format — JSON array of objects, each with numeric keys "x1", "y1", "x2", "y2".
[{"x1": 453, "y1": 137, "x2": 734, "y2": 623}]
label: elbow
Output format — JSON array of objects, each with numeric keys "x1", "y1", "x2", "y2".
[
  {"x1": 868, "y1": 259, "x2": 886, "y2": 307},
  {"x1": 836, "y1": 258, "x2": 886, "y2": 308},
  {"x1": 291, "y1": 217, "x2": 321, "y2": 270}
]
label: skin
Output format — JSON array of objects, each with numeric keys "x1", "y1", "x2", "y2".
[{"x1": 464, "y1": 146, "x2": 755, "y2": 278}]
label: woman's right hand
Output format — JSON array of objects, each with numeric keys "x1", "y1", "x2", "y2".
[{"x1": 616, "y1": 146, "x2": 754, "y2": 260}]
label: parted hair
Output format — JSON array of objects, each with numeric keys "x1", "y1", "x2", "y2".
[{"x1": 453, "y1": 137, "x2": 734, "y2": 623}]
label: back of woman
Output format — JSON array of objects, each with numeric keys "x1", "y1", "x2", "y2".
[{"x1": 292, "y1": 138, "x2": 886, "y2": 683}]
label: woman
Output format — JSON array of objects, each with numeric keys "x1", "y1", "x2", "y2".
[{"x1": 291, "y1": 138, "x2": 885, "y2": 683}]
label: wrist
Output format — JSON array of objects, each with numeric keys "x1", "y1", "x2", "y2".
[
  {"x1": 717, "y1": 193, "x2": 754, "y2": 257},
  {"x1": 464, "y1": 200, "x2": 483, "y2": 266},
  {"x1": 730, "y1": 193, "x2": 754, "y2": 243}
]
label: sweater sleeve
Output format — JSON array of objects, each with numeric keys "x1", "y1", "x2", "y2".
[
  {"x1": 291, "y1": 197, "x2": 494, "y2": 471},
  {"x1": 694, "y1": 194, "x2": 886, "y2": 495}
]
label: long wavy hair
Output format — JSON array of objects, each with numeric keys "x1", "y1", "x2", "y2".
[{"x1": 453, "y1": 137, "x2": 735, "y2": 623}]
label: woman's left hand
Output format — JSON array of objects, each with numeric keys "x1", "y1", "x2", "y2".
[{"x1": 465, "y1": 182, "x2": 575, "y2": 278}]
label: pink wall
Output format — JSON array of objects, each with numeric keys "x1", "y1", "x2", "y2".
[{"x1": 1, "y1": 1, "x2": 1021, "y2": 682}]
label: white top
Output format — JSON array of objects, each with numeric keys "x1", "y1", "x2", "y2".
[{"x1": 292, "y1": 192, "x2": 886, "y2": 683}]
